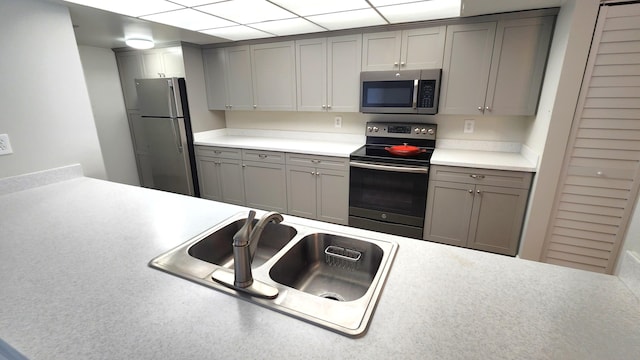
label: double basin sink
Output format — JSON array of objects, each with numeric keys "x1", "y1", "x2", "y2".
[{"x1": 149, "y1": 211, "x2": 398, "y2": 337}]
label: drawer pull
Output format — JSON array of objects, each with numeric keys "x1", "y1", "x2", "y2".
[
  {"x1": 470, "y1": 174, "x2": 485, "y2": 179},
  {"x1": 258, "y1": 154, "x2": 268, "y2": 159}
]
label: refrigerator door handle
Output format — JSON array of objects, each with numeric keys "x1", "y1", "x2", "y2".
[
  {"x1": 171, "y1": 118, "x2": 183, "y2": 153},
  {"x1": 167, "y1": 79, "x2": 178, "y2": 118}
]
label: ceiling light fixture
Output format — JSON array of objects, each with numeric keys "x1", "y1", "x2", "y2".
[{"x1": 125, "y1": 38, "x2": 155, "y2": 49}]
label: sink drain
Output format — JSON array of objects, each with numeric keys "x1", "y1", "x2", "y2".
[{"x1": 318, "y1": 292, "x2": 345, "y2": 301}]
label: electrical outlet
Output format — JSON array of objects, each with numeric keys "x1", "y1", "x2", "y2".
[
  {"x1": 334, "y1": 116, "x2": 342, "y2": 128},
  {"x1": 0, "y1": 134, "x2": 13, "y2": 155},
  {"x1": 464, "y1": 119, "x2": 475, "y2": 134}
]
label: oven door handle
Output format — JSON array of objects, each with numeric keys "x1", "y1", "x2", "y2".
[{"x1": 350, "y1": 161, "x2": 429, "y2": 174}]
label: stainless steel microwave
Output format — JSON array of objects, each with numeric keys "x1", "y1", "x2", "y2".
[{"x1": 360, "y1": 69, "x2": 441, "y2": 114}]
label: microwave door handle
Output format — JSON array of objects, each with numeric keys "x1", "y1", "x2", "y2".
[
  {"x1": 350, "y1": 161, "x2": 429, "y2": 174},
  {"x1": 412, "y1": 79, "x2": 419, "y2": 109}
]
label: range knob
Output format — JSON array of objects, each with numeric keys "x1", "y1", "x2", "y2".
[
  {"x1": 373, "y1": 127, "x2": 379, "y2": 132},
  {"x1": 421, "y1": 128, "x2": 427, "y2": 134},
  {"x1": 428, "y1": 128, "x2": 435, "y2": 135},
  {"x1": 367, "y1": 126, "x2": 373, "y2": 132},
  {"x1": 414, "y1": 128, "x2": 420, "y2": 134}
]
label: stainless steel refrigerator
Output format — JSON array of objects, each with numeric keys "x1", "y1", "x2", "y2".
[{"x1": 131, "y1": 77, "x2": 199, "y2": 196}]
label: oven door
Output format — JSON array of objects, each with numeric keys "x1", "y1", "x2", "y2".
[{"x1": 349, "y1": 161, "x2": 428, "y2": 238}]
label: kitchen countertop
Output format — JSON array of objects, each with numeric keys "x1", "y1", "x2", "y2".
[
  {"x1": 194, "y1": 128, "x2": 364, "y2": 158},
  {"x1": 431, "y1": 148, "x2": 538, "y2": 172},
  {"x1": 1, "y1": 167, "x2": 638, "y2": 359}
]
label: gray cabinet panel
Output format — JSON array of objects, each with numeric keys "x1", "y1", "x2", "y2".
[
  {"x1": 424, "y1": 180, "x2": 474, "y2": 247},
  {"x1": 202, "y1": 48, "x2": 227, "y2": 110},
  {"x1": 196, "y1": 156, "x2": 223, "y2": 201},
  {"x1": 225, "y1": 46, "x2": 254, "y2": 110},
  {"x1": 286, "y1": 165, "x2": 317, "y2": 219},
  {"x1": 243, "y1": 161, "x2": 287, "y2": 212},
  {"x1": 219, "y1": 159, "x2": 245, "y2": 205},
  {"x1": 317, "y1": 169, "x2": 349, "y2": 224},
  {"x1": 468, "y1": 185, "x2": 529, "y2": 256}
]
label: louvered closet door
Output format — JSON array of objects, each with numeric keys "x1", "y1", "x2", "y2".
[{"x1": 542, "y1": 3, "x2": 640, "y2": 273}]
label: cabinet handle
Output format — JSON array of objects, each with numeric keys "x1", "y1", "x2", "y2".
[
  {"x1": 242, "y1": 164, "x2": 246, "y2": 167},
  {"x1": 468, "y1": 189, "x2": 473, "y2": 193},
  {"x1": 400, "y1": 61, "x2": 405, "y2": 66},
  {"x1": 253, "y1": 105, "x2": 257, "y2": 109},
  {"x1": 311, "y1": 159, "x2": 320, "y2": 164},
  {"x1": 258, "y1": 154, "x2": 267, "y2": 159},
  {"x1": 327, "y1": 105, "x2": 332, "y2": 109},
  {"x1": 596, "y1": 171, "x2": 604, "y2": 176},
  {"x1": 470, "y1": 174, "x2": 485, "y2": 179},
  {"x1": 316, "y1": 172, "x2": 321, "y2": 176},
  {"x1": 485, "y1": 106, "x2": 491, "y2": 112},
  {"x1": 229, "y1": 105, "x2": 233, "y2": 109},
  {"x1": 322, "y1": 105, "x2": 326, "y2": 109},
  {"x1": 311, "y1": 171, "x2": 316, "y2": 175},
  {"x1": 476, "y1": 189, "x2": 481, "y2": 194},
  {"x1": 477, "y1": 106, "x2": 483, "y2": 112},
  {"x1": 394, "y1": 61, "x2": 399, "y2": 67}
]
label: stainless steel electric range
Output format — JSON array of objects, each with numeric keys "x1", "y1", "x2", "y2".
[{"x1": 349, "y1": 122, "x2": 436, "y2": 239}]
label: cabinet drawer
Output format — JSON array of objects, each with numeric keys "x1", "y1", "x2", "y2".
[
  {"x1": 195, "y1": 146, "x2": 241, "y2": 160},
  {"x1": 286, "y1": 153, "x2": 349, "y2": 170},
  {"x1": 430, "y1": 165, "x2": 532, "y2": 189},
  {"x1": 242, "y1": 149, "x2": 285, "y2": 164}
]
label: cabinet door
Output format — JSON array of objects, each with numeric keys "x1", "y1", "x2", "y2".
[
  {"x1": 328, "y1": 34, "x2": 362, "y2": 112},
  {"x1": 361, "y1": 31, "x2": 402, "y2": 71},
  {"x1": 160, "y1": 48, "x2": 185, "y2": 77},
  {"x1": 286, "y1": 165, "x2": 317, "y2": 219},
  {"x1": 142, "y1": 52, "x2": 164, "y2": 78},
  {"x1": 439, "y1": 22, "x2": 496, "y2": 115},
  {"x1": 484, "y1": 16, "x2": 553, "y2": 115},
  {"x1": 400, "y1": 26, "x2": 446, "y2": 70},
  {"x1": 316, "y1": 169, "x2": 349, "y2": 225},
  {"x1": 296, "y1": 38, "x2": 327, "y2": 112},
  {"x1": 196, "y1": 156, "x2": 223, "y2": 201},
  {"x1": 243, "y1": 162, "x2": 287, "y2": 212},
  {"x1": 468, "y1": 185, "x2": 528, "y2": 256},
  {"x1": 225, "y1": 46, "x2": 254, "y2": 110},
  {"x1": 219, "y1": 158, "x2": 245, "y2": 206},
  {"x1": 116, "y1": 53, "x2": 144, "y2": 109},
  {"x1": 251, "y1": 41, "x2": 296, "y2": 111},
  {"x1": 423, "y1": 180, "x2": 475, "y2": 247},
  {"x1": 203, "y1": 48, "x2": 228, "y2": 110}
]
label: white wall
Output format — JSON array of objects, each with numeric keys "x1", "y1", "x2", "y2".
[
  {"x1": 78, "y1": 45, "x2": 139, "y2": 186},
  {"x1": 181, "y1": 43, "x2": 226, "y2": 133},
  {"x1": 518, "y1": 0, "x2": 600, "y2": 260},
  {"x1": 0, "y1": 0, "x2": 106, "y2": 179},
  {"x1": 226, "y1": 110, "x2": 530, "y2": 143}
]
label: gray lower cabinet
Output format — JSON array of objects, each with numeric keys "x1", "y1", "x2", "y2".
[
  {"x1": 424, "y1": 165, "x2": 532, "y2": 256},
  {"x1": 286, "y1": 154, "x2": 349, "y2": 225},
  {"x1": 195, "y1": 146, "x2": 245, "y2": 205},
  {"x1": 242, "y1": 149, "x2": 287, "y2": 213}
]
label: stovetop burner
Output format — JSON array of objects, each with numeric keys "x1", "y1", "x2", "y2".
[{"x1": 350, "y1": 122, "x2": 437, "y2": 166}]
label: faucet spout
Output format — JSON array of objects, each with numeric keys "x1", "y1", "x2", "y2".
[{"x1": 231, "y1": 210, "x2": 283, "y2": 288}]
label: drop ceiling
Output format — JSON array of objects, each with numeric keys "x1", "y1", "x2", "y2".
[{"x1": 62, "y1": 0, "x2": 563, "y2": 49}]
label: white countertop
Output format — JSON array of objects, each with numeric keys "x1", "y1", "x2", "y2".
[
  {"x1": 1, "y1": 166, "x2": 638, "y2": 359},
  {"x1": 431, "y1": 148, "x2": 537, "y2": 172},
  {"x1": 194, "y1": 129, "x2": 364, "y2": 158}
]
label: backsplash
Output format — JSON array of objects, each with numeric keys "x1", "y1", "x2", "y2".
[{"x1": 223, "y1": 111, "x2": 532, "y2": 144}]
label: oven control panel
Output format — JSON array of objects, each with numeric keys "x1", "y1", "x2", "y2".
[{"x1": 365, "y1": 122, "x2": 436, "y2": 140}]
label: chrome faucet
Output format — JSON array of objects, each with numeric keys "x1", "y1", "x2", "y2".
[{"x1": 232, "y1": 210, "x2": 284, "y2": 288}]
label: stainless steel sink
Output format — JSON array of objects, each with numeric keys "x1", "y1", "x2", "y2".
[
  {"x1": 187, "y1": 218, "x2": 297, "y2": 268},
  {"x1": 149, "y1": 211, "x2": 398, "y2": 337},
  {"x1": 269, "y1": 233, "x2": 384, "y2": 301}
]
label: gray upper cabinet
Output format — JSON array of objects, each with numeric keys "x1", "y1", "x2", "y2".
[
  {"x1": 116, "y1": 52, "x2": 144, "y2": 110},
  {"x1": 202, "y1": 47, "x2": 227, "y2": 110},
  {"x1": 224, "y1": 45, "x2": 254, "y2": 111},
  {"x1": 361, "y1": 27, "x2": 446, "y2": 71},
  {"x1": 439, "y1": 22, "x2": 497, "y2": 115},
  {"x1": 296, "y1": 35, "x2": 362, "y2": 112},
  {"x1": 424, "y1": 166, "x2": 532, "y2": 256},
  {"x1": 251, "y1": 41, "x2": 296, "y2": 111},
  {"x1": 439, "y1": 16, "x2": 553, "y2": 116}
]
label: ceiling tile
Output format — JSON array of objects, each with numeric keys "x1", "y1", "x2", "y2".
[
  {"x1": 170, "y1": 0, "x2": 225, "y2": 6},
  {"x1": 141, "y1": 8, "x2": 236, "y2": 31},
  {"x1": 269, "y1": 0, "x2": 371, "y2": 16},
  {"x1": 250, "y1": 18, "x2": 326, "y2": 36},
  {"x1": 64, "y1": 0, "x2": 184, "y2": 17},
  {"x1": 196, "y1": 0, "x2": 296, "y2": 24},
  {"x1": 306, "y1": 9, "x2": 387, "y2": 31},
  {"x1": 378, "y1": 0, "x2": 461, "y2": 23},
  {"x1": 200, "y1": 25, "x2": 275, "y2": 41}
]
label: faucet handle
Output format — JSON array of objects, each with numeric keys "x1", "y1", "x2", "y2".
[{"x1": 233, "y1": 210, "x2": 255, "y2": 247}]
